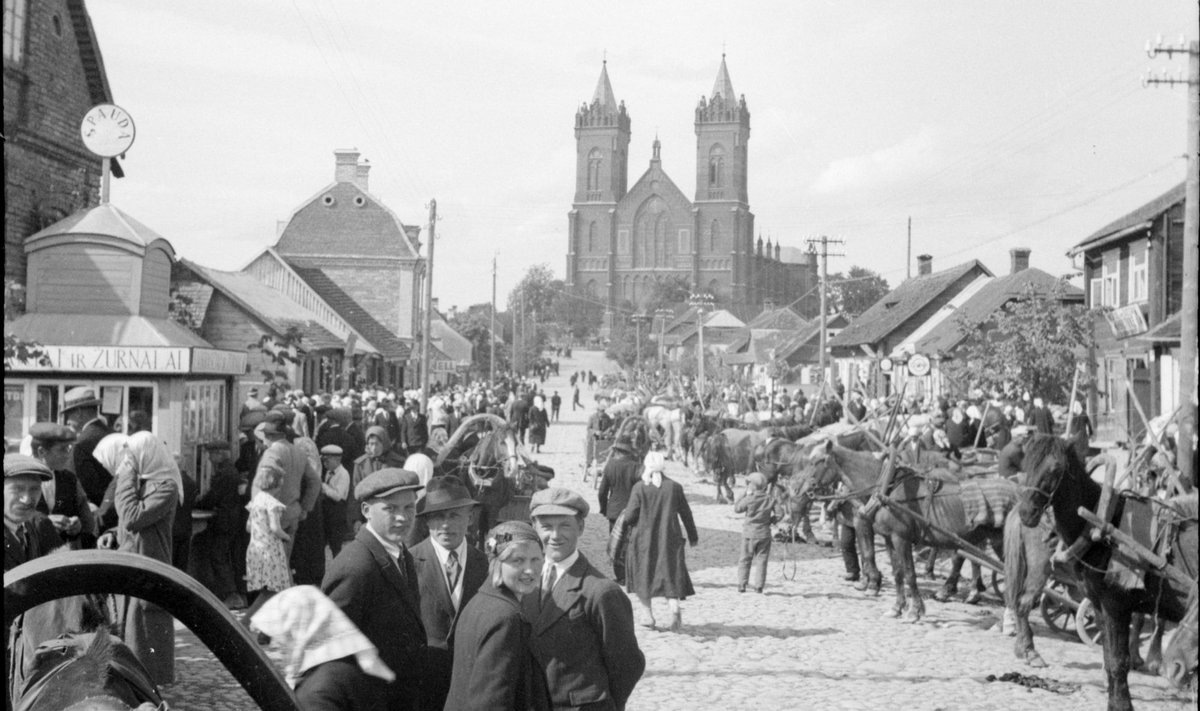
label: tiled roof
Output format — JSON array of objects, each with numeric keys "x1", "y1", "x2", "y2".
[
  {"x1": 276, "y1": 182, "x2": 419, "y2": 260},
  {"x1": 67, "y1": 0, "x2": 113, "y2": 106},
  {"x1": 915, "y1": 268, "x2": 1083, "y2": 355},
  {"x1": 289, "y1": 266, "x2": 411, "y2": 361},
  {"x1": 746, "y1": 306, "x2": 807, "y2": 331},
  {"x1": 829, "y1": 260, "x2": 991, "y2": 348},
  {"x1": 1070, "y1": 183, "x2": 1185, "y2": 255}
]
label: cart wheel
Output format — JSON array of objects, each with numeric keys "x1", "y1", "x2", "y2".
[
  {"x1": 1075, "y1": 597, "x2": 1103, "y2": 647},
  {"x1": 1039, "y1": 583, "x2": 1076, "y2": 637},
  {"x1": 990, "y1": 570, "x2": 1004, "y2": 599}
]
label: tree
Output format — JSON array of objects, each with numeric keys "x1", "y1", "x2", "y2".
[
  {"x1": 828, "y1": 266, "x2": 890, "y2": 317},
  {"x1": 604, "y1": 321, "x2": 639, "y2": 369},
  {"x1": 3, "y1": 279, "x2": 51, "y2": 367},
  {"x1": 250, "y1": 326, "x2": 305, "y2": 383},
  {"x1": 449, "y1": 304, "x2": 510, "y2": 380},
  {"x1": 941, "y1": 281, "x2": 1096, "y2": 402},
  {"x1": 645, "y1": 275, "x2": 692, "y2": 312},
  {"x1": 508, "y1": 265, "x2": 556, "y2": 370},
  {"x1": 547, "y1": 280, "x2": 604, "y2": 342},
  {"x1": 168, "y1": 288, "x2": 202, "y2": 334}
]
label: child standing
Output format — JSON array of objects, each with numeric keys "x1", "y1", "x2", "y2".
[
  {"x1": 244, "y1": 465, "x2": 293, "y2": 621},
  {"x1": 734, "y1": 472, "x2": 775, "y2": 593}
]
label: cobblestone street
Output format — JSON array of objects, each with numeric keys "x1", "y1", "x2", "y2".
[{"x1": 160, "y1": 350, "x2": 1194, "y2": 710}]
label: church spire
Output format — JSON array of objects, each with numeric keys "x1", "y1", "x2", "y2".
[
  {"x1": 711, "y1": 53, "x2": 736, "y2": 103},
  {"x1": 593, "y1": 60, "x2": 617, "y2": 109}
]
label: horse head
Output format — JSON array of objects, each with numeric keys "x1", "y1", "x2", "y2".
[
  {"x1": 795, "y1": 439, "x2": 840, "y2": 502},
  {"x1": 1164, "y1": 580, "x2": 1199, "y2": 690},
  {"x1": 1017, "y1": 434, "x2": 1074, "y2": 528}
]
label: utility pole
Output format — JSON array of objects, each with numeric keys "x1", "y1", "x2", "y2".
[
  {"x1": 805, "y1": 235, "x2": 845, "y2": 394},
  {"x1": 1146, "y1": 36, "x2": 1198, "y2": 487},
  {"x1": 518, "y1": 289, "x2": 525, "y2": 376},
  {"x1": 490, "y1": 254, "x2": 497, "y2": 387},
  {"x1": 419, "y1": 199, "x2": 437, "y2": 413},
  {"x1": 688, "y1": 292, "x2": 715, "y2": 402},
  {"x1": 906, "y1": 217, "x2": 912, "y2": 281}
]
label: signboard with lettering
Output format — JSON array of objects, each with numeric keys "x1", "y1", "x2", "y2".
[
  {"x1": 1105, "y1": 305, "x2": 1149, "y2": 339},
  {"x1": 191, "y1": 348, "x2": 248, "y2": 375},
  {"x1": 907, "y1": 353, "x2": 931, "y2": 377},
  {"x1": 5, "y1": 345, "x2": 248, "y2": 375}
]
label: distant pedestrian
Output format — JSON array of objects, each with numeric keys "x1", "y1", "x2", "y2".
[
  {"x1": 1031, "y1": 397, "x2": 1054, "y2": 435},
  {"x1": 572, "y1": 386, "x2": 582, "y2": 411},
  {"x1": 734, "y1": 472, "x2": 774, "y2": 593},
  {"x1": 550, "y1": 391, "x2": 562, "y2": 421},
  {"x1": 528, "y1": 397, "x2": 549, "y2": 454}
]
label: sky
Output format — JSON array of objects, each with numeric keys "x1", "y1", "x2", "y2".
[{"x1": 86, "y1": 0, "x2": 1198, "y2": 312}]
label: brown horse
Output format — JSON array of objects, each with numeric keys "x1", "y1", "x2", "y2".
[
  {"x1": 1018, "y1": 434, "x2": 1197, "y2": 711},
  {"x1": 798, "y1": 440, "x2": 1014, "y2": 621}
]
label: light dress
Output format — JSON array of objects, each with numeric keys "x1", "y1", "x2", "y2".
[{"x1": 246, "y1": 489, "x2": 292, "y2": 592}]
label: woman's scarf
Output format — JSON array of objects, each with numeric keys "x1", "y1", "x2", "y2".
[
  {"x1": 641, "y1": 451, "x2": 665, "y2": 488},
  {"x1": 125, "y1": 431, "x2": 184, "y2": 495},
  {"x1": 251, "y1": 585, "x2": 394, "y2": 688}
]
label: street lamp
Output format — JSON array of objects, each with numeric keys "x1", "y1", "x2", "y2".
[
  {"x1": 655, "y1": 307, "x2": 672, "y2": 370},
  {"x1": 688, "y1": 292, "x2": 715, "y2": 401},
  {"x1": 630, "y1": 312, "x2": 651, "y2": 372}
]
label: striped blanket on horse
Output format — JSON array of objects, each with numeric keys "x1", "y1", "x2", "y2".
[{"x1": 919, "y1": 471, "x2": 1018, "y2": 532}]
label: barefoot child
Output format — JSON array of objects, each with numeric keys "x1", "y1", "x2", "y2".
[
  {"x1": 244, "y1": 465, "x2": 293, "y2": 622},
  {"x1": 734, "y1": 472, "x2": 775, "y2": 593}
]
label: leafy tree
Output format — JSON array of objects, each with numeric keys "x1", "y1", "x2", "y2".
[
  {"x1": 168, "y1": 288, "x2": 202, "y2": 334},
  {"x1": 605, "y1": 322, "x2": 639, "y2": 369},
  {"x1": 250, "y1": 326, "x2": 305, "y2": 383},
  {"x1": 941, "y1": 281, "x2": 1096, "y2": 402},
  {"x1": 3, "y1": 279, "x2": 51, "y2": 367},
  {"x1": 449, "y1": 304, "x2": 510, "y2": 380},
  {"x1": 828, "y1": 266, "x2": 890, "y2": 317},
  {"x1": 645, "y1": 275, "x2": 693, "y2": 312}
]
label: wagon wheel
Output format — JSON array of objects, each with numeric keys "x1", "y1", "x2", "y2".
[
  {"x1": 990, "y1": 570, "x2": 1004, "y2": 599},
  {"x1": 1074, "y1": 597, "x2": 1103, "y2": 647},
  {"x1": 1039, "y1": 581, "x2": 1077, "y2": 637}
]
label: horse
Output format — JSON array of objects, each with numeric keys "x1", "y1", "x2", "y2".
[
  {"x1": 701, "y1": 428, "x2": 768, "y2": 503},
  {"x1": 798, "y1": 439, "x2": 1015, "y2": 621},
  {"x1": 1163, "y1": 580, "x2": 1198, "y2": 691},
  {"x1": 435, "y1": 413, "x2": 524, "y2": 541},
  {"x1": 1018, "y1": 434, "x2": 1198, "y2": 711},
  {"x1": 642, "y1": 398, "x2": 685, "y2": 461}
]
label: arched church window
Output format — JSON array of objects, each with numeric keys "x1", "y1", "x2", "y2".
[
  {"x1": 635, "y1": 197, "x2": 671, "y2": 269},
  {"x1": 709, "y1": 144, "x2": 725, "y2": 188},
  {"x1": 587, "y1": 148, "x2": 602, "y2": 192}
]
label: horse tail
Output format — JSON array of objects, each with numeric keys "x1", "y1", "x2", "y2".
[{"x1": 1002, "y1": 510, "x2": 1027, "y2": 613}]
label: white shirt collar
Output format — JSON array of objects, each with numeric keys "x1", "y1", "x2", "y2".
[
  {"x1": 364, "y1": 523, "x2": 403, "y2": 562},
  {"x1": 544, "y1": 549, "x2": 580, "y2": 588}
]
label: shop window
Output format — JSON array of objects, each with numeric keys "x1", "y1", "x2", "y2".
[{"x1": 4, "y1": 384, "x2": 24, "y2": 443}]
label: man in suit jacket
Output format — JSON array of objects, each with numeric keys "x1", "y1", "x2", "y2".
[
  {"x1": 525, "y1": 488, "x2": 644, "y2": 711},
  {"x1": 253, "y1": 421, "x2": 320, "y2": 556},
  {"x1": 411, "y1": 476, "x2": 488, "y2": 711},
  {"x1": 4, "y1": 454, "x2": 62, "y2": 573},
  {"x1": 62, "y1": 387, "x2": 113, "y2": 511},
  {"x1": 322, "y1": 468, "x2": 427, "y2": 711}
]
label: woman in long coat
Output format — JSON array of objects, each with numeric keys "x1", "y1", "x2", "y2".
[
  {"x1": 95, "y1": 430, "x2": 180, "y2": 686},
  {"x1": 622, "y1": 450, "x2": 698, "y2": 631},
  {"x1": 527, "y1": 397, "x2": 549, "y2": 453}
]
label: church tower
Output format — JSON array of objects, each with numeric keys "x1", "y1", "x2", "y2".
[
  {"x1": 694, "y1": 55, "x2": 753, "y2": 310},
  {"x1": 567, "y1": 61, "x2": 630, "y2": 324}
]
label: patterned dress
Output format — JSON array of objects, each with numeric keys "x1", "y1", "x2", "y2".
[{"x1": 246, "y1": 490, "x2": 292, "y2": 592}]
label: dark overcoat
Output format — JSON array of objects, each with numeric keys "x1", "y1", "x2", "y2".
[
  {"x1": 522, "y1": 554, "x2": 645, "y2": 711},
  {"x1": 445, "y1": 580, "x2": 551, "y2": 711},
  {"x1": 597, "y1": 454, "x2": 640, "y2": 522},
  {"x1": 294, "y1": 657, "x2": 377, "y2": 711},
  {"x1": 321, "y1": 526, "x2": 427, "y2": 711},
  {"x1": 411, "y1": 537, "x2": 488, "y2": 710},
  {"x1": 4, "y1": 515, "x2": 62, "y2": 573},
  {"x1": 623, "y1": 477, "x2": 698, "y2": 600}
]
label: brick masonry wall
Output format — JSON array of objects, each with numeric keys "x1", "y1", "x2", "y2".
[{"x1": 4, "y1": 0, "x2": 105, "y2": 285}]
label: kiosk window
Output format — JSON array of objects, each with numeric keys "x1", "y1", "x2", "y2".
[{"x1": 4, "y1": 385, "x2": 24, "y2": 443}]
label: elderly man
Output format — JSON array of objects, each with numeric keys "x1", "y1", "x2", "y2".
[
  {"x1": 411, "y1": 476, "x2": 487, "y2": 711},
  {"x1": 322, "y1": 469, "x2": 427, "y2": 711},
  {"x1": 28, "y1": 423, "x2": 96, "y2": 549},
  {"x1": 525, "y1": 487, "x2": 645, "y2": 711},
  {"x1": 253, "y1": 421, "x2": 321, "y2": 557},
  {"x1": 4, "y1": 454, "x2": 61, "y2": 572}
]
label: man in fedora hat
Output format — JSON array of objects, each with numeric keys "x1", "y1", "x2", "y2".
[
  {"x1": 4, "y1": 454, "x2": 61, "y2": 572},
  {"x1": 322, "y1": 469, "x2": 427, "y2": 711},
  {"x1": 61, "y1": 386, "x2": 112, "y2": 510},
  {"x1": 411, "y1": 476, "x2": 487, "y2": 711}
]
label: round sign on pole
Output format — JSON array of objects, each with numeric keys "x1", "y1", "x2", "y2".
[
  {"x1": 879, "y1": 357, "x2": 893, "y2": 373},
  {"x1": 907, "y1": 353, "x2": 931, "y2": 377},
  {"x1": 80, "y1": 104, "x2": 136, "y2": 158}
]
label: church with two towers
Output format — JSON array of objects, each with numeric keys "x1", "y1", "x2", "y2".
[{"x1": 565, "y1": 56, "x2": 817, "y2": 324}]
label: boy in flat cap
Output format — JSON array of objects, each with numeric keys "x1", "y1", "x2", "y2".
[
  {"x1": 321, "y1": 469, "x2": 427, "y2": 711},
  {"x1": 525, "y1": 487, "x2": 644, "y2": 711},
  {"x1": 4, "y1": 454, "x2": 62, "y2": 572},
  {"x1": 411, "y1": 476, "x2": 488, "y2": 711},
  {"x1": 28, "y1": 423, "x2": 96, "y2": 549}
]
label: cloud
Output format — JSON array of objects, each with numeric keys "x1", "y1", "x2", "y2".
[{"x1": 810, "y1": 127, "x2": 940, "y2": 195}]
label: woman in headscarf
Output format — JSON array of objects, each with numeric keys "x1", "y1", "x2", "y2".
[
  {"x1": 527, "y1": 396, "x2": 549, "y2": 453},
  {"x1": 252, "y1": 585, "x2": 395, "y2": 711},
  {"x1": 93, "y1": 430, "x2": 181, "y2": 686},
  {"x1": 444, "y1": 521, "x2": 550, "y2": 711},
  {"x1": 621, "y1": 450, "x2": 698, "y2": 631}
]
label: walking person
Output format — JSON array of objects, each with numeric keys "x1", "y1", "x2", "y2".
[
  {"x1": 597, "y1": 439, "x2": 641, "y2": 586},
  {"x1": 244, "y1": 465, "x2": 294, "y2": 628},
  {"x1": 444, "y1": 521, "x2": 551, "y2": 711},
  {"x1": 572, "y1": 386, "x2": 582, "y2": 412},
  {"x1": 550, "y1": 391, "x2": 562, "y2": 422},
  {"x1": 528, "y1": 396, "x2": 550, "y2": 454},
  {"x1": 621, "y1": 451, "x2": 698, "y2": 631},
  {"x1": 734, "y1": 472, "x2": 774, "y2": 593},
  {"x1": 525, "y1": 487, "x2": 645, "y2": 711}
]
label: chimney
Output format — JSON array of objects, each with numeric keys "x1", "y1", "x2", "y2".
[
  {"x1": 334, "y1": 148, "x2": 360, "y2": 183},
  {"x1": 763, "y1": 298, "x2": 776, "y2": 313},
  {"x1": 917, "y1": 254, "x2": 932, "y2": 276},
  {"x1": 1010, "y1": 247, "x2": 1030, "y2": 274},
  {"x1": 355, "y1": 160, "x2": 371, "y2": 192}
]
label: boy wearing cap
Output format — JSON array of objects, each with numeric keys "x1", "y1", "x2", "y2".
[
  {"x1": 526, "y1": 487, "x2": 644, "y2": 711},
  {"x1": 319, "y1": 445, "x2": 349, "y2": 557},
  {"x1": 4, "y1": 454, "x2": 62, "y2": 572},
  {"x1": 28, "y1": 423, "x2": 96, "y2": 549},
  {"x1": 411, "y1": 477, "x2": 488, "y2": 711},
  {"x1": 322, "y1": 468, "x2": 427, "y2": 711},
  {"x1": 734, "y1": 472, "x2": 776, "y2": 594}
]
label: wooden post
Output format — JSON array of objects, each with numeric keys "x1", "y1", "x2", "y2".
[
  {"x1": 973, "y1": 401, "x2": 991, "y2": 448},
  {"x1": 1063, "y1": 362, "x2": 1081, "y2": 439},
  {"x1": 1077, "y1": 507, "x2": 1194, "y2": 589}
]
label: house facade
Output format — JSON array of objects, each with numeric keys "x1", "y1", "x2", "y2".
[{"x1": 1067, "y1": 183, "x2": 1186, "y2": 443}]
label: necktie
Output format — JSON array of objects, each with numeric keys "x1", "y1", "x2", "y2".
[
  {"x1": 541, "y1": 564, "x2": 558, "y2": 609},
  {"x1": 445, "y1": 550, "x2": 461, "y2": 593},
  {"x1": 16, "y1": 524, "x2": 31, "y2": 562}
]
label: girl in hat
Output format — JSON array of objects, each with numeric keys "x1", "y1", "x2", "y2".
[
  {"x1": 445, "y1": 521, "x2": 550, "y2": 710},
  {"x1": 245, "y1": 466, "x2": 293, "y2": 624}
]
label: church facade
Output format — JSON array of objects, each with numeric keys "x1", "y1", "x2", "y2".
[{"x1": 565, "y1": 57, "x2": 816, "y2": 324}]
